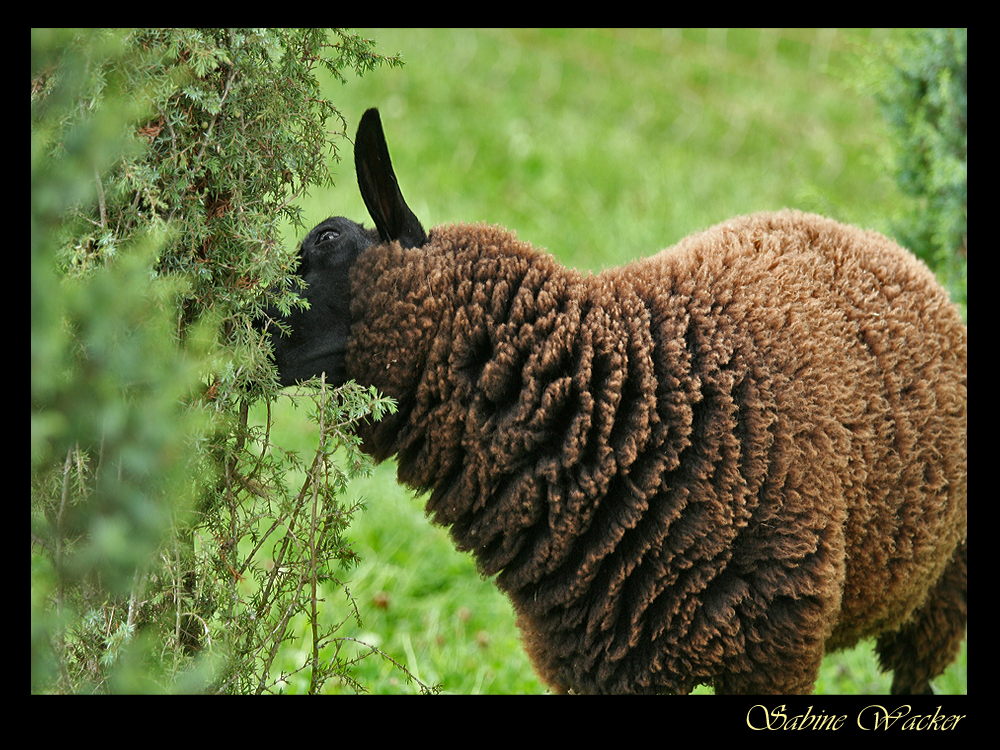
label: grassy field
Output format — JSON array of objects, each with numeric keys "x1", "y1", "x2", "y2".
[{"x1": 258, "y1": 28, "x2": 967, "y2": 694}]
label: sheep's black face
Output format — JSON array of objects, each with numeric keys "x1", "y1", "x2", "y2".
[
  {"x1": 258, "y1": 109, "x2": 427, "y2": 388},
  {"x1": 257, "y1": 216, "x2": 379, "y2": 387}
]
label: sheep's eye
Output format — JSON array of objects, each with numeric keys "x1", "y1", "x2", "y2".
[{"x1": 319, "y1": 230, "x2": 340, "y2": 243}]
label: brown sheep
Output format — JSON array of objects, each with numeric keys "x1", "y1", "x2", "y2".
[{"x1": 258, "y1": 109, "x2": 967, "y2": 694}]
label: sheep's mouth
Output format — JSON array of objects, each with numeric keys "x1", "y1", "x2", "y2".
[
  {"x1": 297, "y1": 347, "x2": 347, "y2": 368},
  {"x1": 271, "y1": 343, "x2": 349, "y2": 388}
]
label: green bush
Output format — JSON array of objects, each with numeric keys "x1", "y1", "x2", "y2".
[
  {"x1": 860, "y1": 28, "x2": 967, "y2": 309},
  {"x1": 31, "y1": 28, "x2": 423, "y2": 694}
]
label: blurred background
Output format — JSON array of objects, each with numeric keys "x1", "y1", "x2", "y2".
[{"x1": 260, "y1": 28, "x2": 967, "y2": 694}]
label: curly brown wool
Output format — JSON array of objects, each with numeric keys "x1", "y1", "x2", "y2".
[{"x1": 344, "y1": 211, "x2": 966, "y2": 695}]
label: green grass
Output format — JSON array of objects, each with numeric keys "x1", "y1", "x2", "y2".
[{"x1": 262, "y1": 29, "x2": 966, "y2": 694}]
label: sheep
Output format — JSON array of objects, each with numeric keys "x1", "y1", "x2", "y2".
[{"x1": 258, "y1": 108, "x2": 967, "y2": 695}]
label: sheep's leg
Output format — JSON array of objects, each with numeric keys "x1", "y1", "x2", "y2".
[
  {"x1": 876, "y1": 540, "x2": 967, "y2": 695},
  {"x1": 707, "y1": 584, "x2": 840, "y2": 695},
  {"x1": 711, "y1": 631, "x2": 827, "y2": 695}
]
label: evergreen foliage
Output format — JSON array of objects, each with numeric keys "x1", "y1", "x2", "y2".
[
  {"x1": 31, "y1": 28, "x2": 426, "y2": 693},
  {"x1": 859, "y1": 28, "x2": 967, "y2": 308}
]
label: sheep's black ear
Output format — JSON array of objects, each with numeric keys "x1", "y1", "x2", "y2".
[{"x1": 355, "y1": 108, "x2": 428, "y2": 249}]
